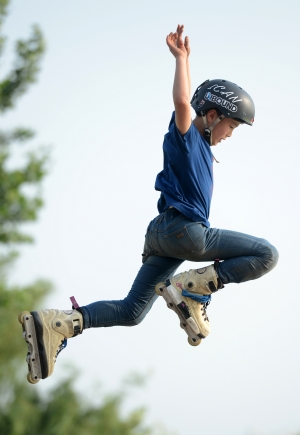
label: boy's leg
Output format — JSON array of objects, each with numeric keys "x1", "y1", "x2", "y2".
[
  {"x1": 151, "y1": 213, "x2": 279, "y2": 343},
  {"x1": 155, "y1": 217, "x2": 279, "y2": 284},
  {"x1": 80, "y1": 256, "x2": 183, "y2": 328},
  {"x1": 159, "y1": 225, "x2": 278, "y2": 305},
  {"x1": 189, "y1": 226, "x2": 279, "y2": 284},
  {"x1": 19, "y1": 255, "x2": 183, "y2": 382}
]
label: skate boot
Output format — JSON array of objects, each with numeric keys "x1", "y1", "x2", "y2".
[
  {"x1": 155, "y1": 264, "x2": 223, "y2": 346},
  {"x1": 18, "y1": 305, "x2": 83, "y2": 384}
]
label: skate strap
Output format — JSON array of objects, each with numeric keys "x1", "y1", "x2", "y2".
[
  {"x1": 70, "y1": 296, "x2": 80, "y2": 309},
  {"x1": 182, "y1": 290, "x2": 212, "y2": 304}
]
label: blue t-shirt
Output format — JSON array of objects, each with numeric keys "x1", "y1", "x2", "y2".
[{"x1": 155, "y1": 112, "x2": 214, "y2": 227}]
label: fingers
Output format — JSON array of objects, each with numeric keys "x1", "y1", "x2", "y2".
[
  {"x1": 184, "y1": 36, "x2": 190, "y2": 56},
  {"x1": 177, "y1": 25, "x2": 184, "y2": 41},
  {"x1": 166, "y1": 25, "x2": 185, "y2": 44},
  {"x1": 166, "y1": 25, "x2": 188, "y2": 57},
  {"x1": 176, "y1": 24, "x2": 183, "y2": 35},
  {"x1": 166, "y1": 31, "x2": 178, "y2": 47},
  {"x1": 177, "y1": 24, "x2": 184, "y2": 36}
]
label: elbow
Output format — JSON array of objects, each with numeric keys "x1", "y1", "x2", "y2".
[{"x1": 174, "y1": 99, "x2": 190, "y2": 110}]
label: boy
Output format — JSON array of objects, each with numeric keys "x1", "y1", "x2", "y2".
[{"x1": 18, "y1": 25, "x2": 278, "y2": 383}]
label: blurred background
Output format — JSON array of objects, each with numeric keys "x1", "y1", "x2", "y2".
[{"x1": 1, "y1": 0, "x2": 300, "y2": 434}]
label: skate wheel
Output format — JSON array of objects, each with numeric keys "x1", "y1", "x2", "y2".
[
  {"x1": 155, "y1": 282, "x2": 165, "y2": 296},
  {"x1": 18, "y1": 311, "x2": 31, "y2": 325},
  {"x1": 188, "y1": 336, "x2": 202, "y2": 347},
  {"x1": 27, "y1": 372, "x2": 39, "y2": 384}
]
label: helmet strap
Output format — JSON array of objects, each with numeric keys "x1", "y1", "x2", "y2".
[{"x1": 200, "y1": 111, "x2": 225, "y2": 146}]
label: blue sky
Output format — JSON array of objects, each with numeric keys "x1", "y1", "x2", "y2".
[{"x1": 2, "y1": 1, "x2": 300, "y2": 434}]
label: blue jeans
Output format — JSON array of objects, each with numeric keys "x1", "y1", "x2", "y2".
[{"x1": 81, "y1": 209, "x2": 278, "y2": 328}]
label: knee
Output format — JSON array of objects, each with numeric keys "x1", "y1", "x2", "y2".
[
  {"x1": 126, "y1": 309, "x2": 148, "y2": 326},
  {"x1": 123, "y1": 296, "x2": 157, "y2": 327},
  {"x1": 129, "y1": 315, "x2": 144, "y2": 326},
  {"x1": 261, "y1": 239, "x2": 279, "y2": 271}
]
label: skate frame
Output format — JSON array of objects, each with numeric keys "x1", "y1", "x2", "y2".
[
  {"x1": 19, "y1": 312, "x2": 42, "y2": 383},
  {"x1": 155, "y1": 282, "x2": 203, "y2": 346}
]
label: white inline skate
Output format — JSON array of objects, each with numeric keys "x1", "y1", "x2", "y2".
[
  {"x1": 18, "y1": 300, "x2": 83, "y2": 384},
  {"x1": 155, "y1": 263, "x2": 223, "y2": 346}
]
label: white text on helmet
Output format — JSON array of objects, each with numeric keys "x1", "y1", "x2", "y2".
[
  {"x1": 207, "y1": 84, "x2": 242, "y2": 103},
  {"x1": 204, "y1": 92, "x2": 238, "y2": 113}
]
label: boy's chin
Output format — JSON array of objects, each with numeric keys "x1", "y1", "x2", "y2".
[{"x1": 211, "y1": 138, "x2": 223, "y2": 146}]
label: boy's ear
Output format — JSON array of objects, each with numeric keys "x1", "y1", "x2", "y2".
[{"x1": 206, "y1": 109, "x2": 219, "y2": 123}]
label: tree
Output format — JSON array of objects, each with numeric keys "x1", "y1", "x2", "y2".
[
  {"x1": 0, "y1": 377, "x2": 161, "y2": 435},
  {"x1": 0, "y1": 3, "x2": 173, "y2": 434}
]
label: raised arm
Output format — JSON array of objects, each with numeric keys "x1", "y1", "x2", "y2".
[
  {"x1": 185, "y1": 33, "x2": 191, "y2": 97},
  {"x1": 166, "y1": 25, "x2": 191, "y2": 135}
]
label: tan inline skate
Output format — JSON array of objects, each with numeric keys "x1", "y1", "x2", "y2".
[
  {"x1": 18, "y1": 299, "x2": 83, "y2": 384},
  {"x1": 155, "y1": 263, "x2": 223, "y2": 346}
]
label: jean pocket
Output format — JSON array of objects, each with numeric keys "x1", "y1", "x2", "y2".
[{"x1": 163, "y1": 226, "x2": 196, "y2": 256}]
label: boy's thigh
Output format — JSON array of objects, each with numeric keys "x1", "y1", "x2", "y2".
[
  {"x1": 199, "y1": 227, "x2": 276, "y2": 261},
  {"x1": 158, "y1": 221, "x2": 273, "y2": 262}
]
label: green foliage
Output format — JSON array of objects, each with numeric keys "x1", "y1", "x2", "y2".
[
  {"x1": 0, "y1": 24, "x2": 45, "y2": 112},
  {"x1": 0, "y1": 379, "x2": 158, "y2": 435},
  {"x1": 0, "y1": 145, "x2": 48, "y2": 244},
  {"x1": 0, "y1": 0, "x2": 47, "y2": 247},
  {"x1": 0, "y1": 0, "x2": 9, "y2": 22},
  {"x1": 0, "y1": 0, "x2": 46, "y2": 247},
  {"x1": 0, "y1": 0, "x2": 9, "y2": 55},
  {"x1": 0, "y1": 128, "x2": 35, "y2": 146}
]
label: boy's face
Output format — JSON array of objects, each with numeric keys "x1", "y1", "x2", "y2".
[{"x1": 211, "y1": 118, "x2": 240, "y2": 146}]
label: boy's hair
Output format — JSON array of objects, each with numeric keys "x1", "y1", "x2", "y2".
[{"x1": 191, "y1": 79, "x2": 255, "y2": 126}]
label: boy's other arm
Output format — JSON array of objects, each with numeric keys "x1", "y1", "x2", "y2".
[{"x1": 166, "y1": 25, "x2": 191, "y2": 135}]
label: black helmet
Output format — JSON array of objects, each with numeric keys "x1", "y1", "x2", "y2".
[{"x1": 191, "y1": 79, "x2": 255, "y2": 126}]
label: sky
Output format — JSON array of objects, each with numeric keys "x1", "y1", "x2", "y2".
[{"x1": 2, "y1": 0, "x2": 300, "y2": 434}]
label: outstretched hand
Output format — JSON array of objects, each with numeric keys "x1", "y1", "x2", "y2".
[{"x1": 166, "y1": 24, "x2": 190, "y2": 58}]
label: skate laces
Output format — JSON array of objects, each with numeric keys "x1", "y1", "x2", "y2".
[
  {"x1": 201, "y1": 300, "x2": 210, "y2": 321},
  {"x1": 55, "y1": 338, "x2": 67, "y2": 361},
  {"x1": 181, "y1": 289, "x2": 212, "y2": 304},
  {"x1": 176, "y1": 281, "x2": 212, "y2": 304},
  {"x1": 181, "y1": 290, "x2": 211, "y2": 322}
]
